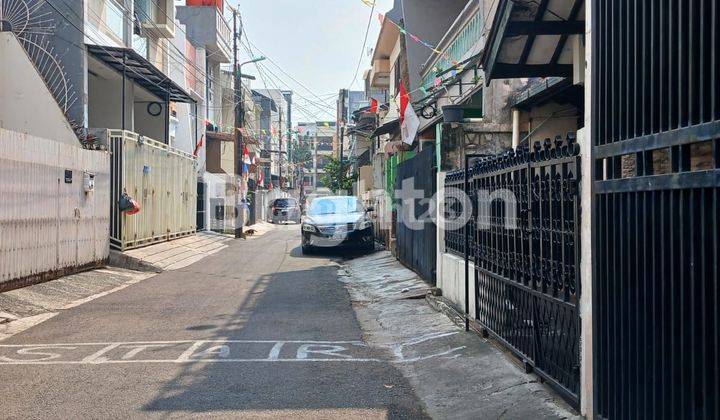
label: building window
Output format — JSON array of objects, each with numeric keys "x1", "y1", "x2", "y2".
[
  {"x1": 393, "y1": 55, "x2": 402, "y2": 95},
  {"x1": 132, "y1": 34, "x2": 148, "y2": 58},
  {"x1": 464, "y1": 89, "x2": 483, "y2": 118},
  {"x1": 88, "y1": 0, "x2": 125, "y2": 43}
]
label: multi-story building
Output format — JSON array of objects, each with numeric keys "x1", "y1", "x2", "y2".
[
  {"x1": 1, "y1": 0, "x2": 199, "y2": 252},
  {"x1": 252, "y1": 89, "x2": 292, "y2": 189},
  {"x1": 335, "y1": 89, "x2": 370, "y2": 161},
  {"x1": 296, "y1": 121, "x2": 335, "y2": 192}
]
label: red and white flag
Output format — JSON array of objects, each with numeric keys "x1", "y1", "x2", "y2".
[
  {"x1": 399, "y1": 81, "x2": 419, "y2": 145},
  {"x1": 242, "y1": 145, "x2": 251, "y2": 165}
]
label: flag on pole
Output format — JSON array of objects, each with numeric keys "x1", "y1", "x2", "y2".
[
  {"x1": 370, "y1": 98, "x2": 378, "y2": 114},
  {"x1": 193, "y1": 135, "x2": 205, "y2": 157},
  {"x1": 399, "y1": 80, "x2": 419, "y2": 145}
]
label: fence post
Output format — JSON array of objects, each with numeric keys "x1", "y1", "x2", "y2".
[{"x1": 464, "y1": 153, "x2": 482, "y2": 332}]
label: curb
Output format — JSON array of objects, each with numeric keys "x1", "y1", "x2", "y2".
[
  {"x1": 107, "y1": 250, "x2": 163, "y2": 273},
  {"x1": 425, "y1": 291, "x2": 466, "y2": 328}
]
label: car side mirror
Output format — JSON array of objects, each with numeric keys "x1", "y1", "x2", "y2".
[{"x1": 365, "y1": 206, "x2": 375, "y2": 213}]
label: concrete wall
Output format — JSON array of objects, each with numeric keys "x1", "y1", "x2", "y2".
[
  {"x1": 168, "y1": 24, "x2": 196, "y2": 156},
  {"x1": 580, "y1": 2, "x2": 594, "y2": 417},
  {"x1": 205, "y1": 139, "x2": 235, "y2": 175},
  {"x1": 87, "y1": 57, "x2": 134, "y2": 131},
  {"x1": 436, "y1": 172, "x2": 476, "y2": 317},
  {"x1": 358, "y1": 165, "x2": 374, "y2": 193},
  {"x1": 522, "y1": 102, "x2": 579, "y2": 145},
  {"x1": 133, "y1": 101, "x2": 167, "y2": 142},
  {"x1": 34, "y1": 0, "x2": 87, "y2": 129},
  {"x1": 0, "y1": 128, "x2": 110, "y2": 288},
  {"x1": 0, "y1": 34, "x2": 79, "y2": 146}
]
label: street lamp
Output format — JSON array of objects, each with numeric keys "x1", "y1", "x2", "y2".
[{"x1": 237, "y1": 56, "x2": 265, "y2": 129}]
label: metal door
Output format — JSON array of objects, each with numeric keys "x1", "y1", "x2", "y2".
[{"x1": 592, "y1": 1, "x2": 720, "y2": 417}]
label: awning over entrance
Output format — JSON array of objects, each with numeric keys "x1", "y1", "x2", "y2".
[
  {"x1": 86, "y1": 44, "x2": 194, "y2": 103},
  {"x1": 510, "y1": 76, "x2": 582, "y2": 110},
  {"x1": 482, "y1": 0, "x2": 585, "y2": 84},
  {"x1": 370, "y1": 119, "x2": 399, "y2": 137}
]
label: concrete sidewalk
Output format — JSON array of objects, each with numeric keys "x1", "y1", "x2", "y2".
[
  {"x1": 1, "y1": 224, "x2": 277, "y2": 341},
  {"x1": 117, "y1": 222, "x2": 274, "y2": 271},
  {"x1": 0, "y1": 267, "x2": 154, "y2": 341},
  {"x1": 340, "y1": 251, "x2": 578, "y2": 420}
]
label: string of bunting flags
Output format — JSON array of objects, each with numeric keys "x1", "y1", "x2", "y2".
[
  {"x1": 377, "y1": 12, "x2": 458, "y2": 66},
  {"x1": 363, "y1": 0, "x2": 466, "y2": 95}
]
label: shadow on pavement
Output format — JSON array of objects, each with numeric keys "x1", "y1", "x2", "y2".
[
  {"x1": 142, "y1": 259, "x2": 427, "y2": 418},
  {"x1": 289, "y1": 245, "x2": 377, "y2": 261}
]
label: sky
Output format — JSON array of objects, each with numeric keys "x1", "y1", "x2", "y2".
[{"x1": 234, "y1": 0, "x2": 394, "y2": 124}]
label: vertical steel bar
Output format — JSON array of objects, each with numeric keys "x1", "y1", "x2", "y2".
[
  {"x1": 711, "y1": 189, "x2": 720, "y2": 416},
  {"x1": 634, "y1": 191, "x2": 641, "y2": 418},
  {"x1": 688, "y1": 0, "x2": 694, "y2": 126},
  {"x1": 122, "y1": 53, "x2": 126, "y2": 132}
]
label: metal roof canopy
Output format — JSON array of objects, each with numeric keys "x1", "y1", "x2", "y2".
[
  {"x1": 370, "y1": 119, "x2": 400, "y2": 137},
  {"x1": 510, "y1": 76, "x2": 582, "y2": 109},
  {"x1": 86, "y1": 44, "x2": 194, "y2": 103},
  {"x1": 481, "y1": 0, "x2": 585, "y2": 85}
]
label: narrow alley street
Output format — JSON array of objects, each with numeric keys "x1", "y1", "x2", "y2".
[
  {"x1": 0, "y1": 225, "x2": 573, "y2": 419},
  {"x1": 0, "y1": 225, "x2": 425, "y2": 418}
]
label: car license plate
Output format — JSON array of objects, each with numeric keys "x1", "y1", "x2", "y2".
[{"x1": 332, "y1": 226, "x2": 347, "y2": 239}]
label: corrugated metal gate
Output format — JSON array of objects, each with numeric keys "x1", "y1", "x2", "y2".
[
  {"x1": 106, "y1": 130, "x2": 197, "y2": 250},
  {"x1": 395, "y1": 147, "x2": 437, "y2": 282},
  {"x1": 593, "y1": 1, "x2": 720, "y2": 418},
  {"x1": 468, "y1": 138, "x2": 581, "y2": 406}
]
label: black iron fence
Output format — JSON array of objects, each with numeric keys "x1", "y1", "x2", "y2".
[
  {"x1": 443, "y1": 170, "x2": 466, "y2": 256},
  {"x1": 593, "y1": 0, "x2": 720, "y2": 418},
  {"x1": 443, "y1": 134, "x2": 581, "y2": 407}
]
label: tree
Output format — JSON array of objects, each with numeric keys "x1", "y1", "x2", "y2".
[
  {"x1": 321, "y1": 157, "x2": 356, "y2": 193},
  {"x1": 292, "y1": 138, "x2": 312, "y2": 165}
]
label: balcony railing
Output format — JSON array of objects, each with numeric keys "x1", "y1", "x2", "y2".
[
  {"x1": 421, "y1": 8, "x2": 483, "y2": 89},
  {"x1": 216, "y1": 10, "x2": 232, "y2": 61},
  {"x1": 176, "y1": 6, "x2": 232, "y2": 63}
]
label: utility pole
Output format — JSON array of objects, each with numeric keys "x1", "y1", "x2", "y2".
[
  {"x1": 278, "y1": 106, "x2": 283, "y2": 190},
  {"x1": 230, "y1": 7, "x2": 265, "y2": 238},
  {"x1": 339, "y1": 126, "x2": 345, "y2": 167},
  {"x1": 313, "y1": 129, "x2": 318, "y2": 191},
  {"x1": 232, "y1": 8, "x2": 244, "y2": 239}
]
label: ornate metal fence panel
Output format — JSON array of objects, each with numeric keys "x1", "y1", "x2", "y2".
[
  {"x1": 443, "y1": 170, "x2": 466, "y2": 256},
  {"x1": 468, "y1": 136, "x2": 581, "y2": 406}
]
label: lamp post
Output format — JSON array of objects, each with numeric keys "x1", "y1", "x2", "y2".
[{"x1": 232, "y1": 6, "x2": 265, "y2": 239}]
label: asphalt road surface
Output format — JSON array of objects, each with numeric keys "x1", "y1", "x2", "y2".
[{"x1": 0, "y1": 225, "x2": 428, "y2": 419}]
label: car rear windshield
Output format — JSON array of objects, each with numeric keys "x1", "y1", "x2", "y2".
[
  {"x1": 274, "y1": 198, "x2": 297, "y2": 208},
  {"x1": 308, "y1": 197, "x2": 363, "y2": 216}
]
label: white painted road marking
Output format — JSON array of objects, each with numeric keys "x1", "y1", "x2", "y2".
[
  {"x1": 0, "y1": 333, "x2": 465, "y2": 366},
  {"x1": 0, "y1": 340, "x2": 377, "y2": 365}
]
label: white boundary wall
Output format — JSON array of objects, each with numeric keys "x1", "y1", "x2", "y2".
[
  {"x1": 436, "y1": 171, "x2": 477, "y2": 318},
  {"x1": 0, "y1": 129, "x2": 110, "y2": 286}
]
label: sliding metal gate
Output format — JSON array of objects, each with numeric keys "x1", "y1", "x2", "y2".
[
  {"x1": 593, "y1": 0, "x2": 720, "y2": 418},
  {"x1": 395, "y1": 147, "x2": 437, "y2": 282},
  {"x1": 469, "y1": 137, "x2": 581, "y2": 406}
]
